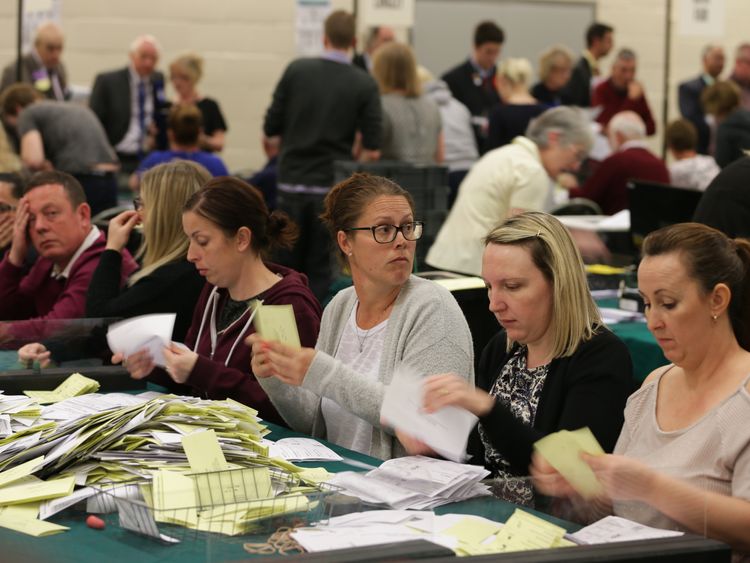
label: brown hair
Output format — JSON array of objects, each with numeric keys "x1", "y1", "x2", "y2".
[
  {"x1": 0, "y1": 83, "x2": 41, "y2": 116},
  {"x1": 642, "y1": 223, "x2": 750, "y2": 351},
  {"x1": 474, "y1": 21, "x2": 504, "y2": 47},
  {"x1": 701, "y1": 81, "x2": 741, "y2": 117},
  {"x1": 184, "y1": 176, "x2": 297, "y2": 257},
  {"x1": 321, "y1": 172, "x2": 415, "y2": 265},
  {"x1": 170, "y1": 53, "x2": 203, "y2": 84},
  {"x1": 168, "y1": 104, "x2": 202, "y2": 146},
  {"x1": 324, "y1": 10, "x2": 355, "y2": 49},
  {"x1": 665, "y1": 118, "x2": 698, "y2": 152},
  {"x1": 26, "y1": 170, "x2": 86, "y2": 209},
  {"x1": 373, "y1": 42, "x2": 421, "y2": 97}
]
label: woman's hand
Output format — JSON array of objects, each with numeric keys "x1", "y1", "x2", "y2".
[
  {"x1": 530, "y1": 451, "x2": 580, "y2": 498},
  {"x1": 112, "y1": 349, "x2": 155, "y2": 380},
  {"x1": 422, "y1": 373, "x2": 494, "y2": 416},
  {"x1": 395, "y1": 428, "x2": 436, "y2": 456},
  {"x1": 246, "y1": 334, "x2": 316, "y2": 386},
  {"x1": 584, "y1": 453, "x2": 656, "y2": 503},
  {"x1": 18, "y1": 343, "x2": 51, "y2": 368},
  {"x1": 162, "y1": 344, "x2": 198, "y2": 384},
  {"x1": 106, "y1": 210, "x2": 140, "y2": 252}
]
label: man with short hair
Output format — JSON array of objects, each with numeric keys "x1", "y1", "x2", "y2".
[
  {"x1": 569, "y1": 111, "x2": 668, "y2": 215},
  {"x1": 89, "y1": 35, "x2": 168, "y2": 176},
  {"x1": 678, "y1": 44, "x2": 725, "y2": 154},
  {"x1": 1, "y1": 84, "x2": 120, "y2": 216},
  {"x1": 441, "y1": 21, "x2": 505, "y2": 154},
  {"x1": 562, "y1": 22, "x2": 614, "y2": 108},
  {"x1": 352, "y1": 26, "x2": 395, "y2": 73},
  {"x1": 0, "y1": 21, "x2": 69, "y2": 101},
  {"x1": 0, "y1": 171, "x2": 137, "y2": 333},
  {"x1": 263, "y1": 10, "x2": 381, "y2": 300},
  {"x1": 592, "y1": 48, "x2": 656, "y2": 136},
  {"x1": 729, "y1": 42, "x2": 750, "y2": 110}
]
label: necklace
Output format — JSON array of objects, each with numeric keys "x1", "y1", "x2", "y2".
[{"x1": 354, "y1": 293, "x2": 399, "y2": 353}]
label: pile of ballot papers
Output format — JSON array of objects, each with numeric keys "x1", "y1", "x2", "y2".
[{"x1": 326, "y1": 455, "x2": 490, "y2": 510}]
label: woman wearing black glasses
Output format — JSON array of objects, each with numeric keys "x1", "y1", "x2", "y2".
[{"x1": 248, "y1": 172, "x2": 474, "y2": 459}]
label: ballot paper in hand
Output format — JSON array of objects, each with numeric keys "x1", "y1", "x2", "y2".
[
  {"x1": 106, "y1": 313, "x2": 176, "y2": 367},
  {"x1": 533, "y1": 427, "x2": 605, "y2": 498},
  {"x1": 253, "y1": 303, "x2": 300, "y2": 348},
  {"x1": 380, "y1": 365, "x2": 477, "y2": 462}
]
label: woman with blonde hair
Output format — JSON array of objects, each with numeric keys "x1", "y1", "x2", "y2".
[
  {"x1": 170, "y1": 52, "x2": 227, "y2": 152},
  {"x1": 487, "y1": 58, "x2": 546, "y2": 149},
  {"x1": 531, "y1": 45, "x2": 575, "y2": 107},
  {"x1": 404, "y1": 212, "x2": 633, "y2": 504},
  {"x1": 372, "y1": 42, "x2": 444, "y2": 164}
]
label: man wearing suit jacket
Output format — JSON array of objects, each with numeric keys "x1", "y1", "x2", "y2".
[
  {"x1": 0, "y1": 22, "x2": 69, "y2": 102},
  {"x1": 562, "y1": 22, "x2": 614, "y2": 108},
  {"x1": 89, "y1": 35, "x2": 167, "y2": 176},
  {"x1": 441, "y1": 21, "x2": 504, "y2": 154},
  {"x1": 678, "y1": 44, "x2": 725, "y2": 155},
  {"x1": 352, "y1": 26, "x2": 394, "y2": 73}
]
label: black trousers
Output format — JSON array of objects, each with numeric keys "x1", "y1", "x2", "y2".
[{"x1": 72, "y1": 172, "x2": 118, "y2": 217}]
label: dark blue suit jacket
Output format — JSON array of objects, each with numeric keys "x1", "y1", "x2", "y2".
[{"x1": 678, "y1": 75, "x2": 710, "y2": 154}]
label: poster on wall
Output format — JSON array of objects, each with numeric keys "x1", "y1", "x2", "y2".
[
  {"x1": 358, "y1": 0, "x2": 415, "y2": 27},
  {"x1": 296, "y1": 0, "x2": 331, "y2": 56},
  {"x1": 677, "y1": 0, "x2": 725, "y2": 36},
  {"x1": 22, "y1": 0, "x2": 62, "y2": 51}
]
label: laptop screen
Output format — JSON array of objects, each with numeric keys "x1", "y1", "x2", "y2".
[{"x1": 628, "y1": 180, "x2": 703, "y2": 249}]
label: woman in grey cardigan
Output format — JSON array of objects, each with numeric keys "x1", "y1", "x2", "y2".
[{"x1": 248, "y1": 172, "x2": 474, "y2": 460}]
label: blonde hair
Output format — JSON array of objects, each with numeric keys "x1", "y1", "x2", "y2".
[
  {"x1": 498, "y1": 57, "x2": 533, "y2": 87},
  {"x1": 484, "y1": 212, "x2": 602, "y2": 358},
  {"x1": 170, "y1": 53, "x2": 204, "y2": 85},
  {"x1": 372, "y1": 42, "x2": 421, "y2": 97},
  {"x1": 538, "y1": 45, "x2": 574, "y2": 82},
  {"x1": 129, "y1": 160, "x2": 211, "y2": 285}
]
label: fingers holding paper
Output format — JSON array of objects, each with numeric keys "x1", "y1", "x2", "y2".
[
  {"x1": 582, "y1": 453, "x2": 655, "y2": 502},
  {"x1": 17, "y1": 342, "x2": 52, "y2": 368},
  {"x1": 162, "y1": 344, "x2": 198, "y2": 384},
  {"x1": 246, "y1": 334, "x2": 315, "y2": 386},
  {"x1": 114, "y1": 348, "x2": 155, "y2": 380},
  {"x1": 530, "y1": 451, "x2": 579, "y2": 499},
  {"x1": 394, "y1": 427, "x2": 436, "y2": 456},
  {"x1": 422, "y1": 373, "x2": 495, "y2": 416}
]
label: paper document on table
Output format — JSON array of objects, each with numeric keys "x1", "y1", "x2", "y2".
[
  {"x1": 181, "y1": 429, "x2": 228, "y2": 473},
  {"x1": 0, "y1": 414, "x2": 11, "y2": 437},
  {"x1": 106, "y1": 313, "x2": 176, "y2": 367},
  {"x1": 253, "y1": 302, "x2": 300, "y2": 348},
  {"x1": 0, "y1": 504, "x2": 69, "y2": 537},
  {"x1": 267, "y1": 437, "x2": 342, "y2": 461},
  {"x1": 570, "y1": 515, "x2": 684, "y2": 544},
  {"x1": 533, "y1": 427, "x2": 605, "y2": 498},
  {"x1": 0, "y1": 456, "x2": 44, "y2": 488},
  {"x1": 115, "y1": 497, "x2": 179, "y2": 543},
  {"x1": 24, "y1": 373, "x2": 100, "y2": 404},
  {"x1": 0, "y1": 475, "x2": 75, "y2": 504},
  {"x1": 39, "y1": 486, "x2": 96, "y2": 520},
  {"x1": 380, "y1": 366, "x2": 477, "y2": 462}
]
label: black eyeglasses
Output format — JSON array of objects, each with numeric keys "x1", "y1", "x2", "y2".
[
  {"x1": 133, "y1": 197, "x2": 143, "y2": 211},
  {"x1": 345, "y1": 221, "x2": 424, "y2": 244}
]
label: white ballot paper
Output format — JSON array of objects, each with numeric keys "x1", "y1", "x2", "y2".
[
  {"x1": 267, "y1": 437, "x2": 342, "y2": 461},
  {"x1": 380, "y1": 366, "x2": 477, "y2": 462},
  {"x1": 570, "y1": 515, "x2": 684, "y2": 544},
  {"x1": 107, "y1": 314, "x2": 176, "y2": 367}
]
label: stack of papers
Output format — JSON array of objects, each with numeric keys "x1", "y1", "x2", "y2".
[
  {"x1": 599, "y1": 307, "x2": 645, "y2": 325},
  {"x1": 23, "y1": 373, "x2": 100, "y2": 405},
  {"x1": 570, "y1": 515, "x2": 684, "y2": 544},
  {"x1": 106, "y1": 313, "x2": 176, "y2": 367},
  {"x1": 266, "y1": 437, "x2": 342, "y2": 462},
  {"x1": 327, "y1": 456, "x2": 490, "y2": 509}
]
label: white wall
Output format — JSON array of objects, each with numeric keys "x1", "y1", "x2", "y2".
[{"x1": 0, "y1": 0, "x2": 747, "y2": 169}]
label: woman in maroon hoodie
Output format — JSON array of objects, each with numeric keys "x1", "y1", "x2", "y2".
[{"x1": 118, "y1": 177, "x2": 322, "y2": 425}]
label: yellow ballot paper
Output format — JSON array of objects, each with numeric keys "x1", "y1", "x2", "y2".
[
  {"x1": 533, "y1": 427, "x2": 605, "y2": 498},
  {"x1": 253, "y1": 303, "x2": 301, "y2": 348},
  {"x1": 0, "y1": 475, "x2": 75, "y2": 505},
  {"x1": 24, "y1": 373, "x2": 100, "y2": 404},
  {"x1": 441, "y1": 516, "x2": 502, "y2": 546},
  {"x1": 0, "y1": 504, "x2": 68, "y2": 537},
  {"x1": 0, "y1": 456, "x2": 45, "y2": 488},
  {"x1": 181, "y1": 429, "x2": 228, "y2": 473}
]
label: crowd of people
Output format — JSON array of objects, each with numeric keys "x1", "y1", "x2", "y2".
[{"x1": 0, "y1": 11, "x2": 749, "y2": 558}]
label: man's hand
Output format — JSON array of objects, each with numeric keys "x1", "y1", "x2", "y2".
[
  {"x1": 627, "y1": 80, "x2": 644, "y2": 100},
  {"x1": 8, "y1": 199, "x2": 30, "y2": 267}
]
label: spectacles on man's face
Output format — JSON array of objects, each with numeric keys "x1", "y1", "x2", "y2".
[
  {"x1": 345, "y1": 221, "x2": 424, "y2": 244},
  {"x1": 133, "y1": 197, "x2": 143, "y2": 211}
]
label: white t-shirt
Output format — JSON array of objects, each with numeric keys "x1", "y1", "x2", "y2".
[
  {"x1": 669, "y1": 154, "x2": 720, "y2": 191},
  {"x1": 426, "y1": 136, "x2": 550, "y2": 276},
  {"x1": 321, "y1": 305, "x2": 388, "y2": 454}
]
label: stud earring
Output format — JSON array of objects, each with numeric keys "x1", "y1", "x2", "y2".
[{"x1": 712, "y1": 314, "x2": 718, "y2": 321}]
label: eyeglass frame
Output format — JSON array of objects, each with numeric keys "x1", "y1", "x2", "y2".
[
  {"x1": 133, "y1": 197, "x2": 143, "y2": 211},
  {"x1": 343, "y1": 221, "x2": 424, "y2": 244}
]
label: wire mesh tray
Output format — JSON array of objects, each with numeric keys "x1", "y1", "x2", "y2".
[{"x1": 89, "y1": 466, "x2": 340, "y2": 544}]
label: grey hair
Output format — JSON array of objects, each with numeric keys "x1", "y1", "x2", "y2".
[
  {"x1": 130, "y1": 35, "x2": 161, "y2": 56},
  {"x1": 616, "y1": 48, "x2": 637, "y2": 62},
  {"x1": 526, "y1": 106, "x2": 593, "y2": 153},
  {"x1": 609, "y1": 110, "x2": 646, "y2": 140}
]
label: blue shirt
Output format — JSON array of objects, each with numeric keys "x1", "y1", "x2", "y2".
[{"x1": 137, "y1": 150, "x2": 229, "y2": 177}]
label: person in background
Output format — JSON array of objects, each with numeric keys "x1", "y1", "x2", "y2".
[
  {"x1": 402, "y1": 212, "x2": 632, "y2": 505},
  {"x1": 0, "y1": 124, "x2": 21, "y2": 172},
  {"x1": 352, "y1": 26, "x2": 395, "y2": 73},
  {"x1": 569, "y1": 111, "x2": 668, "y2": 215},
  {"x1": 702, "y1": 80, "x2": 750, "y2": 168},
  {"x1": 693, "y1": 156, "x2": 750, "y2": 239},
  {"x1": 418, "y1": 67, "x2": 478, "y2": 209},
  {"x1": 426, "y1": 106, "x2": 592, "y2": 277},
  {"x1": 116, "y1": 177, "x2": 322, "y2": 425},
  {"x1": 0, "y1": 172, "x2": 24, "y2": 258},
  {"x1": 441, "y1": 21, "x2": 505, "y2": 154},
  {"x1": 372, "y1": 42, "x2": 443, "y2": 165},
  {"x1": 487, "y1": 58, "x2": 546, "y2": 150},
  {"x1": 18, "y1": 161, "x2": 208, "y2": 367},
  {"x1": 248, "y1": 173, "x2": 474, "y2": 459},
  {"x1": 665, "y1": 119, "x2": 720, "y2": 191},
  {"x1": 729, "y1": 42, "x2": 750, "y2": 110},
  {"x1": 169, "y1": 53, "x2": 227, "y2": 152},
  {"x1": 562, "y1": 22, "x2": 614, "y2": 108},
  {"x1": 531, "y1": 45, "x2": 575, "y2": 107},
  {"x1": 130, "y1": 104, "x2": 229, "y2": 191},
  {"x1": 247, "y1": 136, "x2": 279, "y2": 210},
  {"x1": 1, "y1": 21, "x2": 69, "y2": 101},
  {"x1": 593, "y1": 48, "x2": 656, "y2": 136},
  {"x1": 533, "y1": 223, "x2": 750, "y2": 558},
  {"x1": 678, "y1": 44, "x2": 725, "y2": 155}
]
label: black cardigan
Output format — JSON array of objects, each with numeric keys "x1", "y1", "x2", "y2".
[{"x1": 469, "y1": 328, "x2": 635, "y2": 475}]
